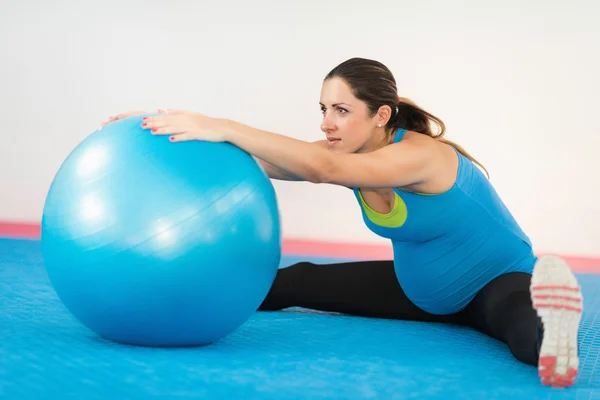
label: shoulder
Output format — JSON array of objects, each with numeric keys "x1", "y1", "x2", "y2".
[
  {"x1": 391, "y1": 131, "x2": 459, "y2": 192},
  {"x1": 383, "y1": 130, "x2": 442, "y2": 160},
  {"x1": 388, "y1": 130, "x2": 450, "y2": 160},
  {"x1": 394, "y1": 130, "x2": 436, "y2": 146}
]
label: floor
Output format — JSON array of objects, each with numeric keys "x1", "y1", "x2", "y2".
[{"x1": 1, "y1": 236, "x2": 599, "y2": 399}]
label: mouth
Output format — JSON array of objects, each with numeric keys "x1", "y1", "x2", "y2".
[{"x1": 327, "y1": 137, "x2": 342, "y2": 146}]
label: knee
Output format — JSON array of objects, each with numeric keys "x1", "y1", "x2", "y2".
[
  {"x1": 280, "y1": 261, "x2": 318, "y2": 278},
  {"x1": 281, "y1": 261, "x2": 316, "y2": 271}
]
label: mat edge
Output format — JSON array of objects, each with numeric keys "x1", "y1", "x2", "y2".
[{"x1": 1, "y1": 221, "x2": 599, "y2": 273}]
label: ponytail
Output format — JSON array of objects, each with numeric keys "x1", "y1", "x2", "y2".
[{"x1": 391, "y1": 97, "x2": 489, "y2": 178}]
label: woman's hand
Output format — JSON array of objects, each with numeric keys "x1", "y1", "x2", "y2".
[{"x1": 140, "y1": 109, "x2": 230, "y2": 143}]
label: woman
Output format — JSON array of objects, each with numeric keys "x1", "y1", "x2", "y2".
[{"x1": 105, "y1": 57, "x2": 582, "y2": 388}]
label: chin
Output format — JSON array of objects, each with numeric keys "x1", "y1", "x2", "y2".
[
  {"x1": 328, "y1": 141, "x2": 354, "y2": 154},
  {"x1": 328, "y1": 145, "x2": 347, "y2": 154}
]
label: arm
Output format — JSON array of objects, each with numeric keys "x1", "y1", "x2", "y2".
[
  {"x1": 255, "y1": 140, "x2": 330, "y2": 181},
  {"x1": 224, "y1": 120, "x2": 436, "y2": 188}
]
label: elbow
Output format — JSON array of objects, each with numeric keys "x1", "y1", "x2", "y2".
[
  {"x1": 311, "y1": 154, "x2": 336, "y2": 184},
  {"x1": 304, "y1": 167, "x2": 325, "y2": 184}
]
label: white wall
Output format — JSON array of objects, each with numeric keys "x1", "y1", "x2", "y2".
[{"x1": 1, "y1": 0, "x2": 599, "y2": 256}]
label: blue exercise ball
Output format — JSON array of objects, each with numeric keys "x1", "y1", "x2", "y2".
[{"x1": 41, "y1": 115, "x2": 281, "y2": 347}]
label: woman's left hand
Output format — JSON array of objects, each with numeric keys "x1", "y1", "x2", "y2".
[{"x1": 140, "y1": 110, "x2": 230, "y2": 143}]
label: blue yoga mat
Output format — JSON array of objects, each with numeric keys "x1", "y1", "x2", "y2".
[{"x1": 1, "y1": 239, "x2": 598, "y2": 399}]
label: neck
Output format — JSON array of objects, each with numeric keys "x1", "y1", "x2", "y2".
[{"x1": 357, "y1": 128, "x2": 394, "y2": 153}]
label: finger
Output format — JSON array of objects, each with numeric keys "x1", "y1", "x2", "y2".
[
  {"x1": 100, "y1": 115, "x2": 119, "y2": 125},
  {"x1": 141, "y1": 115, "x2": 170, "y2": 130},
  {"x1": 118, "y1": 111, "x2": 148, "y2": 119},
  {"x1": 165, "y1": 109, "x2": 187, "y2": 115},
  {"x1": 102, "y1": 111, "x2": 148, "y2": 126},
  {"x1": 169, "y1": 133, "x2": 193, "y2": 142},
  {"x1": 150, "y1": 125, "x2": 187, "y2": 136}
]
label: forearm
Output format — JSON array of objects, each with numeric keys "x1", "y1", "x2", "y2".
[{"x1": 224, "y1": 120, "x2": 330, "y2": 183}]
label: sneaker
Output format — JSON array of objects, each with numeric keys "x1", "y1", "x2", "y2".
[{"x1": 531, "y1": 255, "x2": 582, "y2": 388}]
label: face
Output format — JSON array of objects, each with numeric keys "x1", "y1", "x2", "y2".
[{"x1": 319, "y1": 77, "x2": 389, "y2": 153}]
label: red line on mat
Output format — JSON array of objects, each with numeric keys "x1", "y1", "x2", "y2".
[
  {"x1": 0, "y1": 222, "x2": 41, "y2": 239},
  {"x1": 2, "y1": 221, "x2": 599, "y2": 274}
]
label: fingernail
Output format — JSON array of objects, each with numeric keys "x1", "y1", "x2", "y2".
[
  {"x1": 141, "y1": 123, "x2": 147, "y2": 127},
  {"x1": 169, "y1": 136, "x2": 175, "y2": 141},
  {"x1": 151, "y1": 128, "x2": 157, "y2": 133}
]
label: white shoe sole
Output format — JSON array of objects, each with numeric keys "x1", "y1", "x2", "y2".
[{"x1": 531, "y1": 255, "x2": 582, "y2": 388}]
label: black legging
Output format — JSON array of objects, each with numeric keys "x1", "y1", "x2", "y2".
[{"x1": 259, "y1": 260, "x2": 541, "y2": 366}]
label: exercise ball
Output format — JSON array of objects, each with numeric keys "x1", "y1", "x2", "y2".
[{"x1": 41, "y1": 115, "x2": 281, "y2": 347}]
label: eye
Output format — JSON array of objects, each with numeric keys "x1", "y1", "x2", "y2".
[{"x1": 337, "y1": 107, "x2": 348, "y2": 114}]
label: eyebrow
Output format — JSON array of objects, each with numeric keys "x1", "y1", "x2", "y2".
[{"x1": 319, "y1": 102, "x2": 353, "y2": 108}]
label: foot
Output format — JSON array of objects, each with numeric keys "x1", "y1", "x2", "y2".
[{"x1": 530, "y1": 255, "x2": 583, "y2": 388}]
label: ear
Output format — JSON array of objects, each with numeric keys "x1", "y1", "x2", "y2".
[{"x1": 375, "y1": 105, "x2": 393, "y2": 127}]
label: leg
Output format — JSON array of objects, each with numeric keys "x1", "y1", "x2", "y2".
[
  {"x1": 259, "y1": 260, "x2": 455, "y2": 323},
  {"x1": 457, "y1": 272, "x2": 541, "y2": 365},
  {"x1": 458, "y1": 255, "x2": 582, "y2": 388}
]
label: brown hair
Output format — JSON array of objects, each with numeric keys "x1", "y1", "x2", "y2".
[{"x1": 324, "y1": 57, "x2": 489, "y2": 177}]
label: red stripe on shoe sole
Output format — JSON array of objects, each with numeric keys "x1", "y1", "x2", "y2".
[
  {"x1": 534, "y1": 304, "x2": 582, "y2": 312},
  {"x1": 532, "y1": 294, "x2": 581, "y2": 302},
  {"x1": 531, "y1": 285, "x2": 581, "y2": 292}
]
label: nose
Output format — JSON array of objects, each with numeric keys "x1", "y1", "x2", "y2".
[{"x1": 320, "y1": 112, "x2": 336, "y2": 133}]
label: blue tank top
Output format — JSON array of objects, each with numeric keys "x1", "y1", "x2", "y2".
[{"x1": 352, "y1": 128, "x2": 537, "y2": 315}]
